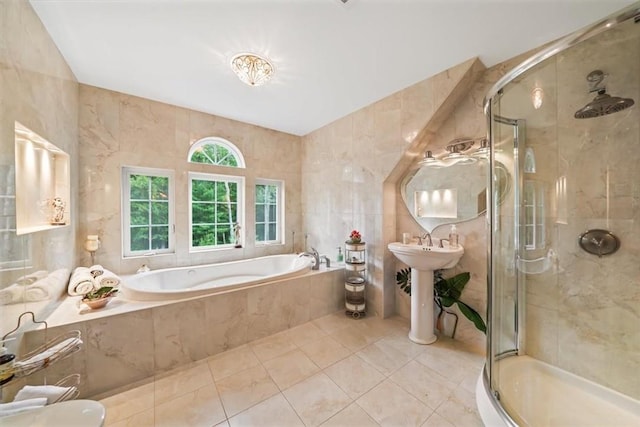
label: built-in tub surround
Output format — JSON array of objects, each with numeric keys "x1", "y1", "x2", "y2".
[
  {"x1": 77, "y1": 84, "x2": 303, "y2": 274},
  {"x1": 2, "y1": 266, "x2": 342, "y2": 400},
  {"x1": 123, "y1": 254, "x2": 312, "y2": 301}
]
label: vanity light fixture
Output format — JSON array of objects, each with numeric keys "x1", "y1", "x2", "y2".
[
  {"x1": 441, "y1": 138, "x2": 477, "y2": 165},
  {"x1": 230, "y1": 53, "x2": 274, "y2": 86},
  {"x1": 418, "y1": 150, "x2": 445, "y2": 168},
  {"x1": 472, "y1": 138, "x2": 490, "y2": 159}
]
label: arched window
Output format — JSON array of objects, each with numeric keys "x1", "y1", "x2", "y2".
[{"x1": 188, "y1": 137, "x2": 245, "y2": 168}]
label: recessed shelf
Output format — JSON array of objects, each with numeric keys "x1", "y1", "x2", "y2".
[{"x1": 14, "y1": 122, "x2": 71, "y2": 235}]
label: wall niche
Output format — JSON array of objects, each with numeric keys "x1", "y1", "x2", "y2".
[{"x1": 14, "y1": 122, "x2": 71, "y2": 235}]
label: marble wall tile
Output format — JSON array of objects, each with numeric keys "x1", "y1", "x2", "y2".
[{"x1": 204, "y1": 289, "x2": 249, "y2": 356}]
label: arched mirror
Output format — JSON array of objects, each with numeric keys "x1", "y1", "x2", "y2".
[{"x1": 401, "y1": 157, "x2": 510, "y2": 232}]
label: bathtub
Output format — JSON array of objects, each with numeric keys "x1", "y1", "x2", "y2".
[
  {"x1": 122, "y1": 254, "x2": 313, "y2": 301},
  {"x1": 476, "y1": 356, "x2": 640, "y2": 427}
]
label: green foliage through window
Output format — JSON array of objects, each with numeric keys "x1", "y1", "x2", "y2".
[
  {"x1": 255, "y1": 183, "x2": 280, "y2": 243},
  {"x1": 128, "y1": 174, "x2": 171, "y2": 253},
  {"x1": 188, "y1": 138, "x2": 244, "y2": 168},
  {"x1": 191, "y1": 176, "x2": 240, "y2": 248}
]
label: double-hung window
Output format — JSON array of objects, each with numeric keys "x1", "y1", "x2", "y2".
[
  {"x1": 189, "y1": 172, "x2": 244, "y2": 251},
  {"x1": 255, "y1": 179, "x2": 283, "y2": 245},
  {"x1": 122, "y1": 167, "x2": 174, "y2": 257}
]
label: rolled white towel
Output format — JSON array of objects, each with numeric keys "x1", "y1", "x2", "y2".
[
  {"x1": 16, "y1": 270, "x2": 48, "y2": 286},
  {"x1": 13, "y1": 385, "x2": 73, "y2": 405},
  {"x1": 47, "y1": 268, "x2": 71, "y2": 300},
  {"x1": 89, "y1": 264, "x2": 104, "y2": 278},
  {"x1": 0, "y1": 405, "x2": 45, "y2": 418},
  {"x1": 68, "y1": 267, "x2": 97, "y2": 296},
  {"x1": 0, "y1": 397, "x2": 47, "y2": 411},
  {"x1": 24, "y1": 280, "x2": 50, "y2": 302},
  {"x1": 14, "y1": 337, "x2": 83, "y2": 370},
  {"x1": 98, "y1": 269, "x2": 121, "y2": 288},
  {"x1": 0, "y1": 284, "x2": 23, "y2": 305}
]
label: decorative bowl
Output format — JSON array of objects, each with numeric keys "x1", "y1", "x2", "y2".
[{"x1": 82, "y1": 297, "x2": 112, "y2": 310}]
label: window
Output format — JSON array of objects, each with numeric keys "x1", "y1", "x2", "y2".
[
  {"x1": 255, "y1": 179, "x2": 283, "y2": 244},
  {"x1": 122, "y1": 167, "x2": 174, "y2": 257},
  {"x1": 189, "y1": 172, "x2": 244, "y2": 250},
  {"x1": 188, "y1": 137, "x2": 245, "y2": 168},
  {"x1": 524, "y1": 180, "x2": 545, "y2": 250}
]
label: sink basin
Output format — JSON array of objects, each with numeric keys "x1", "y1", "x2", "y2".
[
  {"x1": 388, "y1": 241, "x2": 464, "y2": 345},
  {"x1": 387, "y1": 242, "x2": 463, "y2": 271}
]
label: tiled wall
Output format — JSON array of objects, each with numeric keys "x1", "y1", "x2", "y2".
[
  {"x1": 0, "y1": 0, "x2": 79, "y2": 335},
  {"x1": 2, "y1": 269, "x2": 343, "y2": 399},
  {"x1": 78, "y1": 85, "x2": 303, "y2": 274}
]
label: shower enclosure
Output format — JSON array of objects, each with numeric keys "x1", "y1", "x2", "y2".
[{"x1": 477, "y1": 3, "x2": 640, "y2": 426}]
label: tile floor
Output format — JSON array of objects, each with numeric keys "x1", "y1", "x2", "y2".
[{"x1": 100, "y1": 312, "x2": 485, "y2": 427}]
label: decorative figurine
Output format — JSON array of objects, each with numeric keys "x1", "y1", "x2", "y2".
[
  {"x1": 234, "y1": 222, "x2": 242, "y2": 248},
  {"x1": 51, "y1": 197, "x2": 66, "y2": 225}
]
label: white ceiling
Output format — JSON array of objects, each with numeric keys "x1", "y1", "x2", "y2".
[{"x1": 31, "y1": 0, "x2": 634, "y2": 136}]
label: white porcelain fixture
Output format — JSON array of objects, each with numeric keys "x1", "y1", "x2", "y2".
[
  {"x1": 0, "y1": 399, "x2": 106, "y2": 427},
  {"x1": 388, "y1": 241, "x2": 464, "y2": 344}
]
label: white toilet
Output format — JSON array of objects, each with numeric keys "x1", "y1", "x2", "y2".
[{"x1": 0, "y1": 400, "x2": 105, "y2": 427}]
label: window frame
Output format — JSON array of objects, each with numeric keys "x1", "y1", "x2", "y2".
[
  {"x1": 254, "y1": 178, "x2": 284, "y2": 246},
  {"x1": 121, "y1": 166, "x2": 175, "y2": 258},
  {"x1": 187, "y1": 137, "x2": 246, "y2": 168},
  {"x1": 188, "y1": 172, "x2": 245, "y2": 252}
]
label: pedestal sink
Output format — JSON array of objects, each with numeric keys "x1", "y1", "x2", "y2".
[{"x1": 388, "y1": 241, "x2": 464, "y2": 344}]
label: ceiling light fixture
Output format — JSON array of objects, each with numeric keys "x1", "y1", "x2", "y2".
[
  {"x1": 230, "y1": 53, "x2": 274, "y2": 86},
  {"x1": 531, "y1": 87, "x2": 544, "y2": 109}
]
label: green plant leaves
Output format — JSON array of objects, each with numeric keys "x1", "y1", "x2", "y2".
[
  {"x1": 455, "y1": 300, "x2": 487, "y2": 333},
  {"x1": 395, "y1": 268, "x2": 412, "y2": 295}
]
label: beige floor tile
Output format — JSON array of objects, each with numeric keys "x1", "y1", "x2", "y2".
[
  {"x1": 283, "y1": 372, "x2": 352, "y2": 427},
  {"x1": 299, "y1": 335, "x2": 351, "y2": 369},
  {"x1": 324, "y1": 354, "x2": 385, "y2": 399},
  {"x1": 434, "y1": 387, "x2": 483, "y2": 427},
  {"x1": 208, "y1": 344, "x2": 260, "y2": 381},
  {"x1": 376, "y1": 334, "x2": 428, "y2": 359},
  {"x1": 287, "y1": 321, "x2": 328, "y2": 347},
  {"x1": 355, "y1": 316, "x2": 400, "y2": 339},
  {"x1": 154, "y1": 384, "x2": 226, "y2": 427},
  {"x1": 100, "y1": 382, "x2": 154, "y2": 425},
  {"x1": 216, "y1": 364, "x2": 280, "y2": 417},
  {"x1": 108, "y1": 408, "x2": 154, "y2": 427},
  {"x1": 414, "y1": 347, "x2": 476, "y2": 384},
  {"x1": 313, "y1": 312, "x2": 355, "y2": 334},
  {"x1": 421, "y1": 412, "x2": 455, "y2": 427},
  {"x1": 389, "y1": 360, "x2": 456, "y2": 410},
  {"x1": 229, "y1": 393, "x2": 304, "y2": 427},
  {"x1": 263, "y1": 349, "x2": 320, "y2": 389},
  {"x1": 356, "y1": 339, "x2": 413, "y2": 376},
  {"x1": 331, "y1": 324, "x2": 381, "y2": 352},
  {"x1": 154, "y1": 362, "x2": 213, "y2": 405},
  {"x1": 250, "y1": 330, "x2": 297, "y2": 362},
  {"x1": 357, "y1": 379, "x2": 433, "y2": 427},
  {"x1": 321, "y1": 403, "x2": 379, "y2": 426},
  {"x1": 214, "y1": 421, "x2": 230, "y2": 427}
]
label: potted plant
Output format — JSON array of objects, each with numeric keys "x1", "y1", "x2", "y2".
[
  {"x1": 396, "y1": 268, "x2": 486, "y2": 337},
  {"x1": 82, "y1": 286, "x2": 118, "y2": 310},
  {"x1": 348, "y1": 229, "x2": 362, "y2": 244}
]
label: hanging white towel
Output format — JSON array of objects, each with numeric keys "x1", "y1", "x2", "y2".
[
  {"x1": 13, "y1": 385, "x2": 73, "y2": 405},
  {"x1": 68, "y1": 267, "x2": 97, "y2": 296},
  {"x1": 0, "y1": 397, "x2": 47, "y2": 417},
  {"x1": 13, "y1": 337, "x2": 83, "y2": 370},
  {"x1": 0, "y1": 405, "x2": 45, "y2": 418}
]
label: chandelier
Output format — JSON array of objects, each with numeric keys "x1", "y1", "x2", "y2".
[{"x1": 230, "y1": 53, "x2": 274, "y2": 86}]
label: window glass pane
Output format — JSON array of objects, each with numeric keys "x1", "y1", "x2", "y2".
[
  {"x1": 193, "y1": 225, "x2": 215, "y2": 247},
  {"x1": 190, "y1": 150, "x2": 213, "y2": 164},
  {"x1": 130, "y1": 202, "x2": 149, "y2": 226},
  {"x1": 267, "y1": 185, "x2": 277, "y2": 203},
  {"x1": 130, "y1": 175, "x2": 149, "y2": 199},
  {"x1": 131, "y1": 226, "x2": 150, "y2": 251},
  {"x1": 268, "y1": 224, "x2": 276, "y2": 241},
  {"x1": 525, "y1": 227, "x2": 534, "y2": 246},
  {"x1": 268, "y1": 204, "x2": 277, "y2": 221},
  {"x1": 192, "y1": 180, "x2": 214, "y2": 202},
  {"x1": 256, "y1": 185, "x2": 265, "y2": 203},
  {"x1": 151, "y1": 176, "x2": 169, "y2": 200},
  {"x1": 216, "y1": 226, "x2": 231, "y2": 245},
  {"x1": 215, "y1": 181, "x2": 229, "y2": 200},
  {"x1": 256, "y1": 223, "x2": 265, "y2": 241},
  {"x1": 216, "y1": 203, "x2": 231, "y2": 224},
  {"x1": 151, "y1": 226, "x2": 169, "y2": 249},
  {"x1": 256, "y1": 205, "x2": 265, "y2": 222},
  {"x1": 192, "y1": 203, "x2": 214, "y2": 224},
  {"x1": 151, "y1": 202, "x2": 168, "y2": 224}
]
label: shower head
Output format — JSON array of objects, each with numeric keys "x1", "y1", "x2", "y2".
[
  {"x1": 574, "y1": 91, "x2": 635, "y2": 119},
  {"x1": 574, "y1": 70, "x2": 635, "y2": 119}
]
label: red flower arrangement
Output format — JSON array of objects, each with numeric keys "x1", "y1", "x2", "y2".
[{"x1": 349, "y1": 230, "x2": 362, "y2": 243}]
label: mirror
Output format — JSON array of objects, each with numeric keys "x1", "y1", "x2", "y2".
[{"x1": 401, "y1": 159, "x2": 511, "y2": 232}]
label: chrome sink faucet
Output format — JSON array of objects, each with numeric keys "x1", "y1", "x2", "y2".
[
  {"x1": 320, "y1": 255, "x2": 331, "y2": 268},
  {"x1": 439, "y1": 238, "x2": 450, "y2": 248},
  {"x1": 415, "y1": 232, "x2": 432, "y2": 246},
  {"x1": 298, "y1": 247, "x2": 320, "y2": 270}
]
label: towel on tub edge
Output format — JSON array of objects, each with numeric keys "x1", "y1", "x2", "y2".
[{"x1": 68, "y1": 267, "x2": 97, "y2": 296}]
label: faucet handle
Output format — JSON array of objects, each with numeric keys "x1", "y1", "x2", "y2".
[{"x1": 311, "y1": 247, "x2": 319, "y2": 255}]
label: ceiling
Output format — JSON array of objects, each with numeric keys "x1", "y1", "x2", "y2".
[{"x1": 31, "y1": 0, "x2": 634, "y2": 136}]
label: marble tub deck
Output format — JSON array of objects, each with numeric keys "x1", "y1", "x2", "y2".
[{"x1": 100, "y1": 312, "x2": 484, "y2": 427}]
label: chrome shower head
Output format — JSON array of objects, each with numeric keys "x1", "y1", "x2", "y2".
[
  {"x1": 574, "y1": 91, "x2": 635, "y2": 119},
  {"x1": 574, "y1": 70, "x2": 635, "y2": 119}
]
